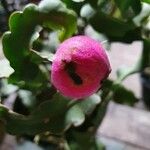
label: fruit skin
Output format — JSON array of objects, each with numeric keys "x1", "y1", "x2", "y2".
[{"x1": 51, "y1": 35, "x2": 111, "y2": 99}]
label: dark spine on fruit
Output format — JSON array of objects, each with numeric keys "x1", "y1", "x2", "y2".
[{"x1": 63, "y1": 61, "x2": 83, "y2": 85}]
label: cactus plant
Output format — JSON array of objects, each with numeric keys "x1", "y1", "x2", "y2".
[{"x1": 0, "y1": 0, "x2": 149, "y2": 149}]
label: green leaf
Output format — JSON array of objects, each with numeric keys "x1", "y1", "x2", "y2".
[
  {"x1": 78, "y1": 94, "x2": 101, "y2": 115},
  {"x1": 0, "y1": 104, "x2": 8, "y2": 121},
  {"x1": 89, "y1": 11, "x2": 137, "y2": 39},
  {"x1": 31, "y1": 50, "x2": 54, "y2": 63},
  {"x1": 133, "y1": 2, "x2": 150, "y2": 26},
  {"x1": 0, "y1": 121, "x2": 5, "y2": 142},
  {"x1": 62, "y1": 0, "x2": 85, "y2": 15},
  {"x1": 7, "y1": 61, "x2": 48, "y2": 91},
  {"x1": 86, "y1": 0, "x2": 99, "y2": 8},
  {"x1": 3, "y1": 94, "x2": 70, "y2": 135},
  {"x1": 80, "y1": 4, "x2": 96, "y2": 20},
  {"x1": 101, "y1": 80, "x2": 137, "y2": 106},
  {"x1": 141, "y1": 38, "x2": 150, "y2": 68},
  {"x1": 2, "y1": 8, "x2": 47, "y2": 90},
  {"x1": 65, "y1": 94, "x2": 101, "y2": 130},
  {"x1": 2, "y1": 0, "x2": 77, "y2": 90},
  {"x1": 0, "y1": 93, "x2": 102, "y2": 135},
  {"x1": 38, "y1": 0, "x2": 77, "y2": 41},
  {"x1": 65, "y1": 105, "x2": 85, "y2": 127},
  {"x1": 69, "y1": 131, "x2": 104, "y2": 150},
  {"x1": 141, "y1": 0, "x2": 150, "y2": 4},
  {"x1": 113, "y1": 85, "x2": 138, "y2": 106},
  {"x1": 114, "y1": 0, "x2": 142, "y2": 18}
]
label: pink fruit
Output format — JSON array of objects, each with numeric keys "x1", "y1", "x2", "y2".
[{"x1": 51, "y1": 36, "x2": 111, "y2": 99}]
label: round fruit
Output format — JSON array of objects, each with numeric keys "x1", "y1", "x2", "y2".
[{"x1": 51, "y1": 36, "x2": 111, "y2": 99}]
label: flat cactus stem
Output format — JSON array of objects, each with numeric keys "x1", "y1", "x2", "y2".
[
  {"x1": 0, "y1": 0, "x2": 111, "y2": 137},
  {"x1": 2, "y1": 2, "x2": 77, "y2": 66},
  {"x1": 2, "y1": 1, "x2": 77, "y2": 90},
  {"x1": 0, "y1": 93, "x2": 103, "y2": 135},
  {"x1": 1, "y1": 0, "x2": 77, "y2": 134},
  {"x1": 0, "y1": 97, "x2": 69, "y2": 135}
]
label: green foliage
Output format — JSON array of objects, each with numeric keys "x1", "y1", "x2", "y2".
[
  {"x1": 62, "y1": 0, "x2": 85, "y2": 15},
  {"x1": 2, "y1": 0, "x2": 77, "y2": 90},
  {"x1": 68, "y1": 131, "x2": 105, "y2": 150},
  {"x1": 101, "y1": 80, "x2": 138, "y2": 106},
  {"x1": 141, "y1": 39, "x2": 150, "y2": 68},
  {"x1": 0, "y1": 93, "x2": 102, "y2": 135},
  {"x1": 89, "y1": 12, "x2": 138, "y2": 40},
  {"x1": 141, "y1": 0, "x2": 150, "y2": 4},
  {"x1": 0, "y1": 0, "x2": 150, "y2": 149},
  {"x1": 66, "y1": 105, "x2": 85, "y2": 128},
  {"x1": 113, "y1": 85, "x2": 138, "y2": 106},
  {"x1": 114, "y1": 0, "x2": 141, "y2": 18},
  {"x1": 5, "y1": 94, "x2": 70, "y2": 135}
]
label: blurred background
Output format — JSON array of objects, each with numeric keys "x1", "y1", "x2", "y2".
[{"x1": 0, "y1": 0, "x2": 150, "y2": 150}]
